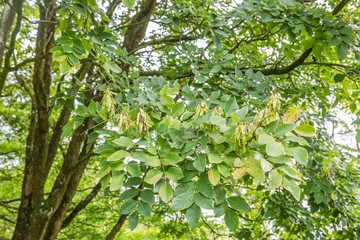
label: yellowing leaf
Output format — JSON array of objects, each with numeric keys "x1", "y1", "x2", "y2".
[
  {"x1": 208, "y1": 168, "x2": 220, "y2": 185},
  {"x1": 144, "y1": 169, "x2": 163, "y2": 184},
  {"x1": 294, "y1": 124, "x2": 316, "y2": 137},
  {"x1": 283, "y1": 107, "x2": 299, "y2": 124}
]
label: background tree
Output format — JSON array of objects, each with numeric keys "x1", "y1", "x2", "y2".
[{"x1": 0, "y1": 0, "x2": 359, "y2": 239}]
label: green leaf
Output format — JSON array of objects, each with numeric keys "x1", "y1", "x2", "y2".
[
  {"x1": 356, "y1": 131, "x2": 360, "y2": 143},
  {"x1": 267, "y1": 156, "x2": 292, "y2": 164},
  {"x1": 294, "y1": 125, "x2": 316, "y2": 137},
  {"x1": 128, "y1": 211, "x2": 138, "y2": 230},
  {"x1": 172, "y1": 102, "x2": 185, "y2": 117},
  {"x1": 171, "y1": 191, "x2": 195, "y2": 211},
  {"x1": 282, "y1": 177, "x2": 301, "y2": 201},
  {"x1": 217, "y1": 163, "x2": 230, "y2": 177},
  {"x1": 159, "y1": 180, "x2": 173, "y2": 203},
  {"x1": 96, "y1": 165, "x2": 111, "y2": 179},
  {"x1": 193, "y1": 155, "x2": 207, "y2": 172},
  {"x1": 227, "y1": 196, "x2": 250, "y2": 212},
  {"x1": 334, "y1": 74, "x2": 345, "y2": 83},
  {"x1": 53, "y1": 50, "x2": 67, "y2": 62},
  {"x1": 110, "y1": 173, "x2": 125, "y2": 191},
  {"x1": 168, "y1": 128, "x2": 185, "y2": 146},
  {"x1": 208, "y1": 150, "x2": 223, "y2": 164},
  {"x1": 194, "y1": 193, "x2": 213, "y2": 209},
  {"x1": 107, "y1": 150, "x2": 129, "y2": 162},
  {"x1": 336, "y1": 43, "x2": 348, "y2": 61},
  {"x1": 285, "y1": 136, "x2": 309, "y2": 146},
  {"x1": 224, "y1": 209, "x2": 239, "y2": 232},
  {"x1": 210, "y1": 64, "x2": 222, "y2": 73},
  {"x1": 273, "y1": 124, "x2": 296, "y2": 137},
  {"x1": 286, "y1": 147, "x2": 308, "y2": 165},
  {"x1": 258, "y1": 133, "x2": 275, "y2": 145},
  {"x1": 75, "y1": 105, "x2": 86, "y2": 116},
  {"x1": 119, "y1": 199, "x2": 138, "y2": 214},
  {"x1": 104, "y1": 61, "x2": 122, "y2": 73},
  {"x1": 88, "y1": 99, "x2": 97, "y2": 115},
  {"x1": 214, "y1": 185, "x2": 226, "y2": 204},
  {"x1": 140, "y1": 189, "x2": 155, "y2": 204},
  {"x1": 138, "y1": 201, "x2": 151, "y2": 218},
  {"x1": 162, "y1": 152, "x2": 182, "y2": 166},
  {"x1": 224, "y1": 97, "x2": 239, "y2": 116},
  {"x1": 186, "y1": 204, "x2": 201, "y2": 229},
  {"x1": 126, "y1": 161, "x2": 142, "y2": 177},
  {"x1": 266, "y1": 141, "x2": 284, "y2": 157},
  {"x1": 165, "y1": 167, "x2": 184, "y2": 181},
  {"x1": 119, "y1": 188, "x2": 140, "y2": 201},
  {"x1": 214, "y1": 202, "x2": 227, "y2": 217},
  {"x1": 110, "y1": 162, "x2": 125, "y2": 171},
  {"x1": 197, "y1": 181, "x2": 213, "y2": 198},
  {"x1": 230, "y1": 107, "x2": 248, "y2": 122},
  {"x1": 113, "y1": 137, "x2": 134, "y2": 148},
  {"x1": 131, "y1": 152, "x2": 161, "y2": 167},
  {"x1": 277, "y1": 166, "x2": 301, "y2": 180},
  {"x1": 209, "y1": 116, "x2": 226, "y2": 126},
  {"x1": 59, "y1": 61, "x2": 71, "y2": 73},
  {"x1": 144, "y1": 169, "x2": 163, "y2": 184},
  {"x1": 208, "y1": 168, "x2": 221, "y2": 186},
  {"x1": 268, "y1": 169, "x2": 282, "y2": 190}
]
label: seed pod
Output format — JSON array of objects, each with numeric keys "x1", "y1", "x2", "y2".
[
  {"x1": 212, "y1": 106, "x2": 224, "y2": 116},
  {"x1": 101, "y1": 88, "x2": 115, "y2": 117},
  {"x1": 118, "y1": 107, "x2": 132, "y2": 132},
  {"x1": 235, "y1": 123, "x2": 247, "y2": 147},
  {"x1": 194, "y1": 100, "x2": 209, "y2": 118},
  {"x1": 266, "y1": 93, "x2": 281, "y2": 113},
  {"x1": 136, "y1": 108, "x2": 152, "y2": 135}
]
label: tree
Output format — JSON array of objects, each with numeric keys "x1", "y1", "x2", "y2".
[{"x1": 0, "y1": 0, "x2": 359, "y2": 239}]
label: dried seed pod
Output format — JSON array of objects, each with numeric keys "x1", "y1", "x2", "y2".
[{"x1": 136, "y1": 108, "x2": 152, "y2": 135}]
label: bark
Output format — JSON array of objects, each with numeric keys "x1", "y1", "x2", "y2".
[
  {"x1": 44, "y1": 133, "x2": 96, "y2": 240},
  {"x1": 106, "y1": 215, "x2": 128, "y2": 240},
  {"x1": 0, "y1": 0, "x2": 16, "y2": 67},
  {"x1": 123, "y1": 0, "x2": 157, "y2": 53},
  {"x1": 12, "y1": 0, "x2": 56, "y2": 239},
  {"x1": 61, "y1": 182, "x2": 102, "y2": 229},
  {"x1": 106, "y1": 0, "x2": 122, "y2": 17},
  {"x1": 0, "y1": 0, "x2": 23, "y2": 95}
]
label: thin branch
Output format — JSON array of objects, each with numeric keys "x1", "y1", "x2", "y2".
[
  {"x1": 0, "y1": 214, "x2": 15, "y2": 224},
  {"x1": 8, "y1": 53, "x2": 50, "y2": 71},
  {"x1": 201, "y1": 216, "x2": 227, "y2": 237}
]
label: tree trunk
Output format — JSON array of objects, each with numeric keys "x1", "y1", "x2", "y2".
[
  {"x1": 0, "y1": 0, "x2": 16, "y2": 67},
  {"x1": 0, "y1": 0, "x2": 23, "y2": 95}
]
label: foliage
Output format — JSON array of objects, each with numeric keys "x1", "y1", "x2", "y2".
[{"x1": 0, "y1": 0, "x2": 359, "y2": 239}]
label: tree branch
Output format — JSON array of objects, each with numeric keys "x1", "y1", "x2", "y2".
[
  {"x1": 61, "y1": 182, "x2": 101, "y2": 229},
  {"x1": 105, "y1": 215, "x2": 128, "y2": 240},
  {"x1": 332, "y1": 0, "x2": 351, "y2": 15}
]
